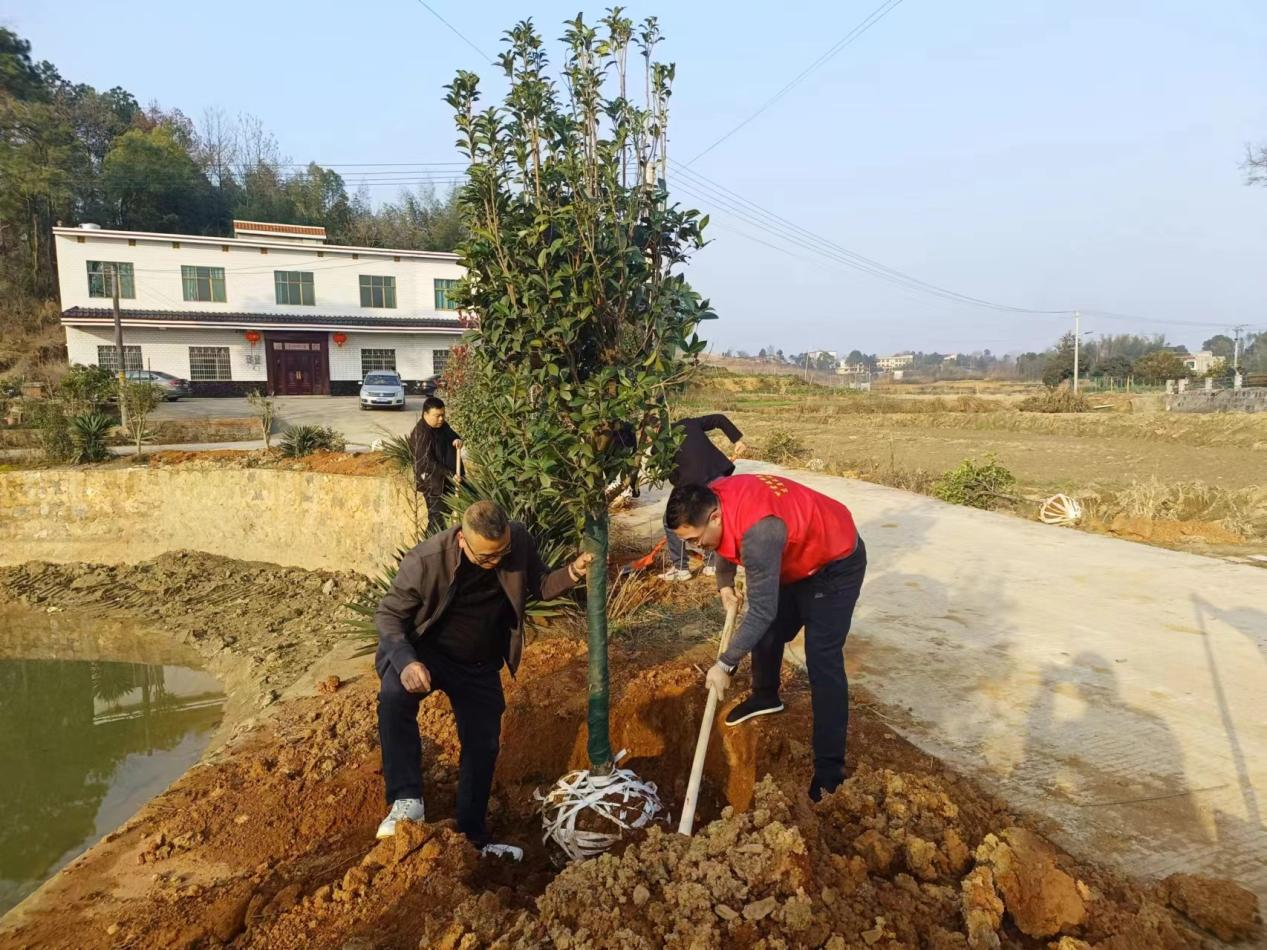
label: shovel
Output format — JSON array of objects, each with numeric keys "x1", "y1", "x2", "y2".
[
  {"x1": 677, "y1": 601, "x2": 739, "y2": 835},
  {"x1": 454, "y1": 444, "x2": 463, "y2": 486}
]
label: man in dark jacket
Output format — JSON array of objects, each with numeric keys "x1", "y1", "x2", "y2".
[
  {"x1": 408, "y1": 396, "x2": 463, "y2": 533},
  {"x1": 374, "y1": 499, "x2": 593, "y2": 855},
  {"x1": 659, "y1": 414, "x2": 747, "y2": 581}
]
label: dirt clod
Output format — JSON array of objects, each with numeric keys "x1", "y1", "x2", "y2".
[
  {"x1": 1161, "y1": 873, "x2": 1262, "y2": 942},
  {"x1": 975, "y1": 828, "x2": 1087, "y2": 938}
]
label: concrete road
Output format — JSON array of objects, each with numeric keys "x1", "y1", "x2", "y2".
[
  {"x1": 152, "y1": 396, "x2": 422, "y2": 447},
  {"x1": 618, "y1": 461, "x2": 1267, "y2": 899}
]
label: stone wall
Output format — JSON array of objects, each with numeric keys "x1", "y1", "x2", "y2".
[
  {"x1": 0, "y1": 467, "x2": 417, "y2": 574},
  {"x1": 1165, "y1": 389, "x2": 1267, "y2": 413}
]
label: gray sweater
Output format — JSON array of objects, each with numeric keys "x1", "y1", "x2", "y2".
[{"x1": 715, "y1": 516, "x2": 787, "y2": 669}]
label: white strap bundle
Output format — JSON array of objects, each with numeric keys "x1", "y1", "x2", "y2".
[
  {"x1": 1039, "y1": 493, "x2": 1083, "y2": 526},
  {"x1": 535, "y1": 750, "x2": 665, "y2": 862}
]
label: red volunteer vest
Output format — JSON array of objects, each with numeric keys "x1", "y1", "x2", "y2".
[{"x1": 713, "y1": 474, "x2": 858, "y2": 584}]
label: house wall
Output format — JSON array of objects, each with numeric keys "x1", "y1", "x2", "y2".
[
  {"x1": 66, "y1": 325, "x2": 460, "y2": 394},
  {"x1": 54, "y1": 229, "x2": 464, "y2": 319}
]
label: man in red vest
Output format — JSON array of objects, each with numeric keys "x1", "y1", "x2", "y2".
[{"x1": 665, "y1": 473, "x2": 867, "y2": 800}]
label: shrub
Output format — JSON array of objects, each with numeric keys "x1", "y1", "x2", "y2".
[
  {"x1": 31, "y1": 399, "x2": 73, "y2": 463},
  {"x1": 246, "y1": 390, "x2": 277, "y2": 450},
  {"x1": 378, "y1": 431, "x2": 415, "y2": 472},
  {"x1": 278, "y1": 424, "x2": 346, "y2": 457},
  {"x1": 933, "y1": 455, "x2": 1017, "y2": 510},
  {"x1": 120, "y1": 379, "x2": 162, "y2": 458},
  {"x1": 60, "y1": 364, "x2": 117, "y2": 414},
  {"x1": 762, "y1": 429, "x2": 809, "y2": 464},
  {"x1": 1017, "y1": 389, "x2": 1091, "y2": 413},
  {"x1": 69, "y1": 412, "x2": 113, "y2": 463}
]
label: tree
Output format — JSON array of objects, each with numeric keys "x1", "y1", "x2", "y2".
[
  {"x1": 844, "y1": 349, "x2": 865, "y2": 366},
  {"x1": 100, "y1": 126, "x2": 217, "y2": 233},
  {"x1": 1132, "y1": 350, "x2": 1189, "y2": 383},
  {"x1": 1244, "y1": 143, "x2": 1267, "y2": 186},
  {"x1": 1094, "y1": 354, "x2": 1133, "y2": 379},
  {"x1": 119, "y1": 378, "x2": 161, "y2": 457},
  {"x1": 1041, "y1": 333, "x2": 1076, "y2": 388},
  {"x1": 447, "y1": 15, "x2": 710, "y2": 772},
  {"x1": 1202, "y1": 334, "x2": 1235, "y2": 360}
]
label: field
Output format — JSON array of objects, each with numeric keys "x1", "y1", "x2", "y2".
[{"x1": 680, "y1": 371, "x2": 1267, "y2": 557}]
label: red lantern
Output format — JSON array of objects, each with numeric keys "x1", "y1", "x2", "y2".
[
  {"x1": 244, "y1": 330, "x2": 261, "y2": 345},
  {"x1": 332, "y1": 332, "x2": 348, "y2": 347}
]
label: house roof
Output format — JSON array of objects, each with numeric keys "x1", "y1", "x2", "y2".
[
  {"x1": 232, "y1": 220, "x2": 327, "y2": 238},
  {"x1": 62, "y1": 307, "x2": 464, "y2": 334}
]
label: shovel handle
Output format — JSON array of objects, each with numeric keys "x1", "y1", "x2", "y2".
[{"x1": 677, "y1": 603, "x2": 739, "y2": 835}]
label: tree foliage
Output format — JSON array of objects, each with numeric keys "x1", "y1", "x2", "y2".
[
  {"x1": 1131, "y1": 349, "x2": 1189, "y2": 383},
  {"x1": 446, "y1": 13, "x2": 711, "y2": 769}
]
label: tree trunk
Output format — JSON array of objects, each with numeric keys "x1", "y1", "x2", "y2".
[{"x1": 583, "y1": 511, "x2": 613, "y2": 773}]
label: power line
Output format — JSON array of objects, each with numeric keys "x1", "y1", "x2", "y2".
[
  {"x1": 410, "y1": 0, "x2": 492, "y2": 61},
  {"x1": 686, "y1": 0, "x2": 906, "y2": 165}
]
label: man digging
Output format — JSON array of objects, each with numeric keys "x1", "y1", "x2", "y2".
[
  {"x1": 657, "y1": 413, "x2": 747, "y2": 582},
  {"x1": 408, "y1": 396, "x2": 463, "y2": 534},
  {"x1": 666, "y1": 473, "x2": 866, "y2": 801},
  {"x1": 374, "y1": 499, "x2": 593, "y2": 857}
]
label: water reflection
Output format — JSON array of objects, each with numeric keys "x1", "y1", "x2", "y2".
[{"x1": 0, "y1": 657, "x2": 224, "y2": 914}]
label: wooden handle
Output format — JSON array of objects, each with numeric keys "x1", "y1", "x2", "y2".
[
  {"x1": 455, "y1": 446, "x2": 463, "y2": 484},
  {"x1": 677, "y1": 604, "x2": 739, "y2": 835}
]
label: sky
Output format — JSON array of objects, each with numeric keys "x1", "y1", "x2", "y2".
[{"x1": 6, "y1": 0, "x2": 1267, "y2": 357}]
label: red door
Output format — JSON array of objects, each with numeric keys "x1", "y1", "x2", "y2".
[{"x1": 266, "y1": 334, "x2": 329, "y2": 395}]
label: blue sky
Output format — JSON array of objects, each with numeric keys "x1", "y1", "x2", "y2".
[{"x1": 7, "y1": 0, "x2": 1266, "y2": 356}]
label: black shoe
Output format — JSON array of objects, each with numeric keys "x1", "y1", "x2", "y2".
[
  {"x1": 808, "y1": 774, "x2": 842, "y2": 803},
  {"x1": 724, "y1": 694, "x2": 785, "y2": 726}
]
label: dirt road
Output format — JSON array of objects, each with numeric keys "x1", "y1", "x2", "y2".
[{"x1": 620, "y1": 460, "x2": 1267, "y2": 902}]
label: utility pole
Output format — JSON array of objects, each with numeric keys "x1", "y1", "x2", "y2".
[
  {"x1": 1232, "y1": 325, "x2": 1244, "y2": 373},
  {"x1": 110, "y1": 263, "x2": 129, "y2": 428},
  {"x1": 1072, "y1": 310, "x2": 1081, "y2": 394}
]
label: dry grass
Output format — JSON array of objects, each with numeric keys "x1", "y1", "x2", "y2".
[
  {"x1": 1096, "y1": 478, "x2": 1267, "y2": 539},
  {"x1": 1017, "y1": 389, "x2": 1093, "y2": 413}
]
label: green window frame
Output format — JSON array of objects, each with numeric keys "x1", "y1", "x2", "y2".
[
  {"x1": 181, "y1": 265, "x2": 226, "y2": 302},
  {"x1": 433, "y1": 278, "x2": 460, "y2": 310},
  {"x1": 359, "y1": 275, "x2": 396, "y2": 309},
  {"x1": 274, "y1": 270, "x2": 315, "y2": 306},
  {"x1": 87, "y1": 261, "x2": 135, "y2": 299}
]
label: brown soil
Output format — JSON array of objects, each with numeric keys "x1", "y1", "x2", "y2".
[
  {"x1": 144, "y1": 449, "x2": 395, "y2": 477},
  {"x1": 0, "y1": 625, "x2": 1258, "y2": 949}
]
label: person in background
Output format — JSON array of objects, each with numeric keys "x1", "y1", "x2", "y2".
[
  {"x1": 658, "y1": 414, "x2": 747, "y2": 581},
  {"x1": 409, "y1": 396, "x2": 463, "y2": 534},
  {"x1": 374, "y1": 500, "x2": 594, "y2": 858},
  {"x1": 665, "y1": 474, "x2": 866, "y2": 802}
]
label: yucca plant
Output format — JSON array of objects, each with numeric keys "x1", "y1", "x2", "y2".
[
  {"x1": 278, "y1": 424, "x2": 346, "y2": 457},
  {"x1": 69, "y1": 411, "x2": 112, "y2": 463}
]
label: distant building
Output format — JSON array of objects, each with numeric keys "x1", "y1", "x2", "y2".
[
  {"x1": 1181, "y1": 350, "x2": 1217, "y2": 375},
  {"x1": 807, "y1": 349, "x2": 838, "y2": 361},
  {"x1": 876, "y1": 353, "x2": 914, "y2": 371},
  {"x1": 942, "y1": 353, "x2": 960, "y2": 363},
  {"x1": 836, "y1": 361, "x2": 869, "y2": 375}
]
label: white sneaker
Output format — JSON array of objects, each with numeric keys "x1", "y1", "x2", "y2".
[
  {"x1": 702, "y1": 565, "x2": 717, "y2": 577},
  {"x1": 376, "y1": 797, "x2": 425, "y2": 839},
  {"x1": 657, "y1": 568, "x2": 691, "y2": 582},
  {"x1": 481, "y1": 843, "x2": 524, "y2": 861}
]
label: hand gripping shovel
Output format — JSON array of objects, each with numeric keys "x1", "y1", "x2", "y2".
[{"x1": 677, "y1": 601, "x2": 739, "y2": 835}]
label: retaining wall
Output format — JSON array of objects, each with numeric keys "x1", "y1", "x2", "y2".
[
  {"x1": 0, "y1": 468, "x2": 417, "y2": 574},
  {"x1": 1165, "y1": 389, "x2": 1267, "y2": 413}
]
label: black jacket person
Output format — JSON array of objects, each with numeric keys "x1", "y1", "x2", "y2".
[
  {"x1": 373, "y1": 500, "x2": 592, "y2": 849},
  {"x1": 408, "y1": 396, "x2": 462, "y2": 532}
]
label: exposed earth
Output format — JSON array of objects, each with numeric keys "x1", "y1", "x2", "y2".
[{"x1": 0, "y1": 553, "x2": 1260, "y2": 949}]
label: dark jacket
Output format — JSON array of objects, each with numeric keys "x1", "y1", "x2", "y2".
[
  {"x1": 409, "y1": 420, "x2": 462, "y2": 495},
  {"x1": 375, "y1": 524, "x2": 577, "y2": 677},
  {"x1": 670, "y1": 414, "x2": 743, "y2": 487}
]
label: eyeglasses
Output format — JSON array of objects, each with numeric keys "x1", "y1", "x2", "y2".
[{"x1": 461, "y1": 534, "x2": 511, "y2": 566}]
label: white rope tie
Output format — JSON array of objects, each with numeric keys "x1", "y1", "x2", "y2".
[
  {"x1": 535, "y1": 750, "x2": 666, "y2": 862},
  {"x1": 1039, "y1": 493, "x2": 1083, "y2": 526}
]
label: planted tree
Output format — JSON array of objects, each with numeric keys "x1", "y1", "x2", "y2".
[
  {"x1": 445, "y1": 12, "x2": 712, "y2": 772},
  {"x1": 119, "y1": 378, "x2": 161, "y2": 458}
]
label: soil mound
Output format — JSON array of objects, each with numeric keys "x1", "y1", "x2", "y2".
[{"x1": 2, "y1": 637, "x2": 1258, "y2": 950}]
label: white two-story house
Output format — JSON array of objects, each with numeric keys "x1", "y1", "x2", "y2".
[{"x1": 53, "y1": 220, "x2": 466, "y2": 396}]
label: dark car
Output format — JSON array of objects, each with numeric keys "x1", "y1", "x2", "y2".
[
  {"x1": 125, "y1": 370, "x2": 191, "y2": 401},
  {"x1": 420, "y1": 374, "x2": 444, "y2": 396}
]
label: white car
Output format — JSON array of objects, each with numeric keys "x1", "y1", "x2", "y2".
[{"x1": 359, "y1": 371, "x2": 407, "y2": 411}]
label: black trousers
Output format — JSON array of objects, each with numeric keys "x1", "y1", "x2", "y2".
[
  {"x1": 377, "y1": 641, "x2": 505, "y2": 846},
  {"x1": 423, "y1": 492, "x2": 447, "y2": 534},
  {"x1": 750, "y1": 537, "x2": 867, "y2": 796}
]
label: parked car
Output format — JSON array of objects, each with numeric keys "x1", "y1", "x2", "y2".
[
  {"x1": 360, "y1": 371, "x2": 407, "y2": 410},
  {"x1": 125, "y1": 370, "x2": 191, "y2": 401},
  {"x1": 420, "y1": 374, "x2": 444, "y2": 396}
]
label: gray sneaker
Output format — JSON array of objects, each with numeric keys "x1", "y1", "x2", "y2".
[
  {"x1": 375, "y1": 797, "x2": 425, "y2": 839},
  {"x1": 481, "y1": 843, "x2": 524, "y2": 861}
]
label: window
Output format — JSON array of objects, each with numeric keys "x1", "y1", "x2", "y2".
[
  {"x1": 432, "y1": 349, "x2": 450, "y2": 375},
  {"x1": 361, "y1": 348, "x2": 397, "y2": 375},
  {"x1": 87, "y1": 261, "x2": 135, "y2": 299},
  {"x1": 359, "y1": 275, "x2": 396, "y2": 308},
  {"x1": 181, "y1": 265, "x2": 226, "y2": 302},
  {"x1": 274, "y1": 270, "x2": 315, "y2": 306},
  {"x1": 188, "y1": 346, "x2": 232, "y2": 381},
  {"x1": 434, "y1": 278, "x2": 460, "y2": 310},
  {"x1": 96, "y1": 345, "x2": 142, "y2": 373}
]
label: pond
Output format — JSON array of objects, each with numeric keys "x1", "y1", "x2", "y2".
[{"x1": 0, "y1": 608, "x2": 224, "y2": 915}]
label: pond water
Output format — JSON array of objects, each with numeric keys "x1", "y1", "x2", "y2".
[{"x1": 0, "y1": 609, "x2": 224, "y2": 915}]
